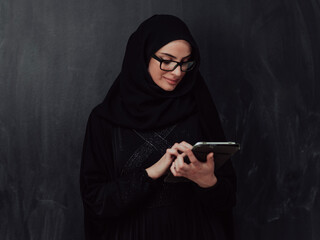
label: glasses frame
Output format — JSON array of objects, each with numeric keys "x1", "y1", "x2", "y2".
[{"x1": 151, "y1": 54, "x2": 196, "y2": 72}]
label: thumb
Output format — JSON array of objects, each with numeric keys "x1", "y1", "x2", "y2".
[{"x1": 206, "y1": 152, "x2": 214, "y2": 164}]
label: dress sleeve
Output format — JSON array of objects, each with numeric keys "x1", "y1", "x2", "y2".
[
  {"x1": 80, "y1": 110, "x2": 156, "y2": 219},
  {"x1": 192, "y1": 159, "x2": 237, "y2": 211}
]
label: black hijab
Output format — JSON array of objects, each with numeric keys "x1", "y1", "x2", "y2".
[{"x1": 97, "y1": 14, "x2": 225, "y2": 141}]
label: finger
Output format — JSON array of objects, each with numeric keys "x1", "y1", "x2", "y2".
[
  {"x1": 206, "y1": 152, "x2": 214, "y2": 161},
  {"x1": 170, "y1": 162, "x2": 181, "y2": 177},
  {"x1": 206, "y1": 152, "x2": 215, "y2": 166},
  {"x1": 186, "y1": 149, "x2": 200, "y2": 164},
  {"x1": 171, "y1": 143, "x2": 180, "y2": 150},
  {"x1": 176, "y1": 144, "x2": 189, "y2": 153},
  {"x1": 166, "y1": 148, "x2": 179, "y2": 161},
  {"x1": 178, "y1": 152, "x2": 190, "y2": 164},
  {"x1": 167, "y1": 148, "x2": 179, "y2": 157},
  {"x1": 173, "y1": 161, "x2": 188, "y2": 177},
  {"x1": 176, "y1": 157, "x2": 191, "y2": 177},
  {"x1": 180, "y1": 159, "x2": 191, "y2": 171},
  {"x1": 179, "y1": 141, "x2": 193, "y2": 149},
  {"x1": 171, "y1": 143, "x2": 189, "y2": 153},
  {"x1": 175, "y1": 154, "x2": 186, "y2": 169}
]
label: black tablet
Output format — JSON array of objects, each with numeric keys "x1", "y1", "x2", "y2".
[
  {"x1": 191, "y1": 142, "x2": 240, "y2": 169},
  {"x1": 164, "y1": 142, "x2": 240, "y2": 183}
]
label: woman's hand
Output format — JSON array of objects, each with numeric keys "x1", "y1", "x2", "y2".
[
  {"x1": 145, "y1": 142, "x2": 189, "y2": 180},
  {"x1": 170, "y1": 143, "x2": 217, "y2": 188}
]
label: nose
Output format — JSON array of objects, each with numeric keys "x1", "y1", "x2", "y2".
[{"x1": 171, "y1": 65, "x2": 182, "y2": 77}]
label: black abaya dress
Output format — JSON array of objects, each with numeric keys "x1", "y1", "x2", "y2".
[{"x1": 80, "y1": 106, "x2": 237, "y2": 240}]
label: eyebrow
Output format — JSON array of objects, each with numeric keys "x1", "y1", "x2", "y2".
[{"x1": 159, "y1": 52, "x2": 192, "y2": 60}]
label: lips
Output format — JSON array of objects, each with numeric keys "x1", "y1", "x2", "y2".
[{"x1": 164, "y1": 76, "x2": 179, "y2": 84}]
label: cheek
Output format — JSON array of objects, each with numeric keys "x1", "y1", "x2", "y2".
[
  {"x1": 148, "y1": 63, "x2": 157, "y2": 77},
  {"x1": 150, "y1": 65, "x2": 163, "y2": 80},
  {"x1": 153, "y1": 68, "x2": 161, "y2": 78}
]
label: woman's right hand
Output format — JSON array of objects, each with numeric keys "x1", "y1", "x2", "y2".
[{"x1": 145, "y1": 142, "x2": 191, "y2": 180}]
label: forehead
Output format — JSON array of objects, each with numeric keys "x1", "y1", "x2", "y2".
[{"x1": 156, "y1": 40, "x2": 192, "y2": 56}]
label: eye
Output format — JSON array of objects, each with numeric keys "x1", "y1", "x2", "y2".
[{"x1": 162, "y1": 60, "x2": 173, "y2": 65}]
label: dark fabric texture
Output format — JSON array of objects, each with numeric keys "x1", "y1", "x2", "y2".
[
  {"x1": 80, "y1": 111, "x2": 236, "y2": 240},
  {"x1": 80, "y1": 14, "x2": 237, "y2": 240}
]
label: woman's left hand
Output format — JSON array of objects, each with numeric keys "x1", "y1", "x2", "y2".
[{"x1": 170, "y1": 142, "x2": 217, "y2": 188}]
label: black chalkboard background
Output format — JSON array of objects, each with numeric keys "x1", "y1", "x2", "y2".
[{"x1": 1, "y1": 0, "x2": 319, "y2": 239}]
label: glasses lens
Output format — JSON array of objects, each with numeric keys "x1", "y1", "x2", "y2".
[
  {"x1": 161, "y1": 61, "x2": 178, "y2": 71},
  {"x1": 160, "y1": 60, "x2": 196, "y2": 72},
  {"x1": 181, "y1": 61, "x2": 195, "y2": 72}
]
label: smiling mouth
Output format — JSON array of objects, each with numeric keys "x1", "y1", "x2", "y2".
[{"x1": 164, "y1": 76, "x2": 179, "y2": 84}]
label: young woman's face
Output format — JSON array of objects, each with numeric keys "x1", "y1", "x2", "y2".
[{"x1": 148, "y1": 40, "x2": 192, "y2": 91}]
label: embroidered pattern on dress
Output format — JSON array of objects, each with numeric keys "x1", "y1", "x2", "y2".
[{"x1": 120, "y1": 125, "x2": 176, "y2": 176}]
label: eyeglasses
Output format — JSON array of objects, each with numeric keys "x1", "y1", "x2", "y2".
[{"x1": 151, "y1": 54, "x2": 196, "y2": 72}]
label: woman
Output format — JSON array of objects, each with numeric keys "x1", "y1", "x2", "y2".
[{"x1": 80, "y1": 14, "x2": 236, "y2": 240}]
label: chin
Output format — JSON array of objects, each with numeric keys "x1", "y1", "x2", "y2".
[{"x1": 162, "y1": 84, "x2": 177, "y2": 91}]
